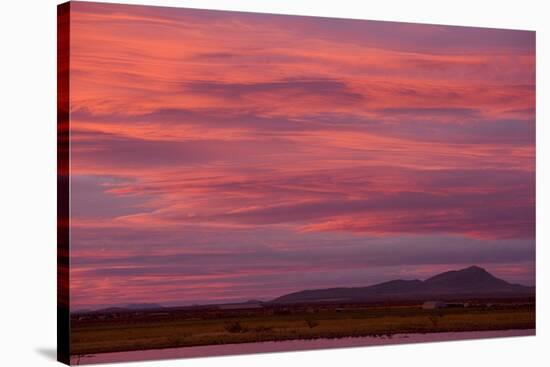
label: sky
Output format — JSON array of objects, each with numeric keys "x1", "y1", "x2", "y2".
[{"x1": 68, "y1": 2, "x2": 535, "y2": 310}]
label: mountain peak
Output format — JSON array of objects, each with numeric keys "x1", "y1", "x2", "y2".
[
  {"x1": 463, "y1": 265, "x2": 487, "y2": 273},
  {"x1": 453, "y1": 265, "x2": 492, "y2": 277},
  {"x1": 425, "y1": 265, "x2": 507, "y2": 290}
]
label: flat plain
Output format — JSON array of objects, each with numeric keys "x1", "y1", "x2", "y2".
[{"x1": 70, "y1": 299, "x2": 535, "y2": 356}]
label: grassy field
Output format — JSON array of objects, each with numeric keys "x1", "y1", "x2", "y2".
[{"x1": 71, "y1": 302, "x2": 535, "y2": 355}]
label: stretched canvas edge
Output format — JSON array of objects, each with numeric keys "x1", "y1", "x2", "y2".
[{"x1": 57, "y1": 1, "x2": 71, "y2": 365}]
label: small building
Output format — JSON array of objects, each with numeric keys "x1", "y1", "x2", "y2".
[{"x1": 422, "y1": 301, "x2": 447, "y2": 310}]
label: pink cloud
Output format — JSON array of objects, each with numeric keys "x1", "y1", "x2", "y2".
[{"x1": 67, "y1": 2, "x2": 535, "y2": 309}]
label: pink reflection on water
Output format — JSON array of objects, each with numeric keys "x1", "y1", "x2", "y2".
[{"x1": 73, "y1": 329, "x2": 534, "y2": 365}]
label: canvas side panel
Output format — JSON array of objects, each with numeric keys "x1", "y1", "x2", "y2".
[{"x1": 57, "y1": 2, "x2": 70, "y2": 365}]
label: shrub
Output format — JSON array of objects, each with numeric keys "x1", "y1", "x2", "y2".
[
  {"x1": 428, "y1": 310, "x2": 444, "y2": 327},
  {"x1": 305, "y1": 318, "x2": 319, "y2": 329},
  {"x1": 224, "y1": 320, "x2": 246, "y2": 333}
]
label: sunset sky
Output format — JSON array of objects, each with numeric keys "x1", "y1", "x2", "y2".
[{"x1": 68, "y1": 2, "x2": 535, "y2": 310}]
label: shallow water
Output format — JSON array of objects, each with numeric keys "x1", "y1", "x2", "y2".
[{"x1": 73, "y1": 329, "x2": 535, "y2": 365}]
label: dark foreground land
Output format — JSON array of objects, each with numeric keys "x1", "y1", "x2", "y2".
[{"x1": 71, "y1": 298, "x2": 535, "y2": 356}]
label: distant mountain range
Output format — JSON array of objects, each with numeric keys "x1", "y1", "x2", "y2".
[
  {"x1": 79, "y1": 266, "x2": 534, "y2": 313},
  {"x1": 271, "y1": 266, "x2": 534, "y2": 304},
  {"x1": 93, "y1": 303, "x2": 164, "y2": 313}
]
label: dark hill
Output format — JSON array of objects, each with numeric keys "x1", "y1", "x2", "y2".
[
  {"x1": 92, "y1": 303, "x2": 164, "y2": 313},
  {"x1": 424, "y1": 266, "x2": 513, "y2": 292},
  {"x1": 271, "y1": 266, "x2": 534, "y2": 304}
]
